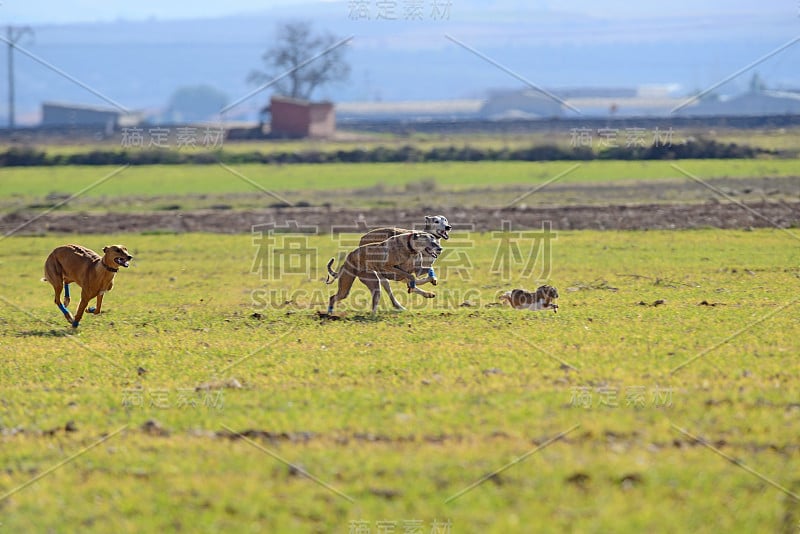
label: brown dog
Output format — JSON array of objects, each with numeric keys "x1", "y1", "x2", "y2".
[
  {"x1": 358, "y1": 215, "x2": 452, "y2": 310},
  {"x1": 325, "y1": 232, "x2": 442, "y2": 315},
  {"x1": 500, "y1": 285, "x2": 559, "y2": 312},
  {"x1": 42, "y1": 244, "x2": 132, "y2": 328}
]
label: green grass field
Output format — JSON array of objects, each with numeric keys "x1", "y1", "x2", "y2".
[
  {"x1": 2, "y1": 159, "x2": 799, "y2": 213},
  {"x1": 1, "y1": 229, "x2": 798, "y2": 532}
]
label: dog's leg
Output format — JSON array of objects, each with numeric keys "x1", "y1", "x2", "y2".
[
  {"x1": 426, "y1": 267, "x2": 437, "y2": 286},
  {"x1": 359, "y1": 272, "x2": 382, "y2": 314},
  {"x1": 63, "y1": 283, "x2": 71, "y2": 307},
  {"x1": 415, "y1": 254, "x2": 437, "y2": 286},
  {"x1": 404, "y1": 268, "x2": 436, "y2": 298},
  {"x1": 88, "y1": 293, "x2": 104, "y2": 315},
  {"x1": 358, "y1": 271, "x2": 389, "y2": 312},
  {"x1": 412, "y1": 257, "x2": 434, "y2": 286},
  {"x1": 328, "y1": 271, "x2": 356, "y2": 315},
  {"x1": 53, "y1": 284, "x2": 74, "y2": 324},
  {"x1": 380, "y1": 277, "x2": 405, "y2": 310},
  {"x1": 385, "y1": 265, "x2": 417, "y2": 293},
  {"x1": 72, "y1": 296, "x2": 92, "y2": 328},
  {"x1": 408, "y1": 285, "x2": 436, "y2": 299},
  {"x1": 388, "y1": 266, "x2": 436, "y2": 298},
  {"x1": 412, "y1": 268, "x2": 436, "y2": 287}
]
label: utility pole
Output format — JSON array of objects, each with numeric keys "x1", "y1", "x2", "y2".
[{"x1": 5, "y1": 26, "x2": 34, "y2": 129}]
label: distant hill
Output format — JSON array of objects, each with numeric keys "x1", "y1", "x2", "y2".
[{"x1": 2, "y1": 2, "x2": 798, "y2": 125}]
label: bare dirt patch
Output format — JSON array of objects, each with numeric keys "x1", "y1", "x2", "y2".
[{"x1": 2, "y1": 201, "x2": 799, "y2": 235}]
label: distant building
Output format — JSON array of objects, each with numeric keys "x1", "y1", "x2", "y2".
[
  {"x1": 480, "y1": 86, "x2": 685, "y2": 118},
  {"x1": 479, "y1": 89, "x2": 563, "y2": 119},
  {"x1": 681, "y1": 90, "x2": 800, "y2": 116},
  {"x1": 41, "y1": 102, "x2": 121, "y2": 132},
  {"x1": 336, "y1": 99, "x2": 482, "y2": 122},
  {"x1": 264, "y1": 95, "x2": 335, "y2": 138},
  {"x1": 553, "y1": 87, "x2": 638, "y2": 99}
]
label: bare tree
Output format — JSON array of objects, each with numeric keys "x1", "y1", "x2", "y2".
[{"x1": 248, "y1": 21, "x2": 350, "y2": 101}]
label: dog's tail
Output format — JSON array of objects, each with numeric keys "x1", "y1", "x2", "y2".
[{"x1": 325, "y1": 258, "x2": 339, "y2": 284}]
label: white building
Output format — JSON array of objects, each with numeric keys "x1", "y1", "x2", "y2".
[{"x1": 681, "y1": 91, "x2": 800, "y2": 116}]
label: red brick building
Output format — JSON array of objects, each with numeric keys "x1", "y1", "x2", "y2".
[{"x1": 266, "y1": 95, "x2": 335, "y2": 138}]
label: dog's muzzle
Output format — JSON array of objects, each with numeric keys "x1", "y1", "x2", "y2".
[
  {"x1": 114, "y1": 255, "x2": 133, "y2": 268},
  {"x1": 425, "y1": 246, "x2": 442, "y2": 258}
]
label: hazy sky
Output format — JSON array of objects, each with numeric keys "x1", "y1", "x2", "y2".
[
  {"x1": 3, "y1": 0, "x2": 791, "y2": 25},
  {"x1": 2, "y1": 0, "x2": 797, "y2": 125}
]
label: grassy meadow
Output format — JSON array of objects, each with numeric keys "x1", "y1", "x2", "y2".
[
  {"x1": 1, "y1": 228, "x2": 799, "y2": 532},
  {"x1": 2, "y1": 158, "x2": 800, "y2": 212}
]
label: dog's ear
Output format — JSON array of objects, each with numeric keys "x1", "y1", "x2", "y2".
[
  {"x1": 103, "y1": 246, "x2": 108, "y2": 253},
  {"x1": 425, "y1": 216, "x2": 432, "y2": 222}
]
